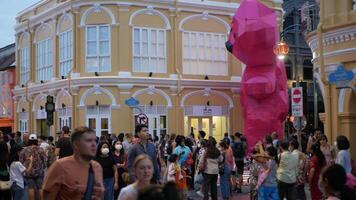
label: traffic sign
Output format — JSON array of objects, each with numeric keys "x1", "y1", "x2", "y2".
[
  {"x1": 292, "y1": 87, "x2": 303, "y2": 117},
  {"x1": 293, "y1": 115, "x2": 307, "y2": 130},
  {"x1": 135, "y1": 113, "x2": 148, "y2": 126}
]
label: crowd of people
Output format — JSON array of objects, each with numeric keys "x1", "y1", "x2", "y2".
[{"x1": 0, "y1": 126, "x2": 355, "y2": 200}]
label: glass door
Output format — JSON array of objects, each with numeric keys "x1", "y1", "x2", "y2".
[
  {"x1": 86, "y1": 106, "x2": 111, "y2": 137},
  {"x1": 147, "y1": 115, "x2": 167, "y2": 139},
  {"x1": 188, "y1": 117, "x2": 212, "y2": 139}
]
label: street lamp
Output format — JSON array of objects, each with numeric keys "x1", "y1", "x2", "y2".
[
  {"x1": 274, "y1": 41, "x2": 289, "y2": 60},
  {"x1": 274, "y1": 24, "x2": 301, "y2": 60}
]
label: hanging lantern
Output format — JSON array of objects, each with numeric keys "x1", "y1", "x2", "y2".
[{"x1": 274, "y1": 41, "x2": 289, "y2": 59}]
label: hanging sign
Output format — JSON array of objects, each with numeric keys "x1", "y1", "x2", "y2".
[{"x1": 328, "y1": 64, "x2": 355, "y2": 89}]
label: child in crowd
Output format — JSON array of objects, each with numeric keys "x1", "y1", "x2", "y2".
[
  {"x1": 9, "y1": 145, "x2": 33, "y2": 200},
  {"x1": 167, "y1": 154, "x2": 180, "y2": 182}
]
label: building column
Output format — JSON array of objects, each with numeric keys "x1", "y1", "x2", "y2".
[{"x1": 71, "y1": 95, "x2": 76, "y2": 129}]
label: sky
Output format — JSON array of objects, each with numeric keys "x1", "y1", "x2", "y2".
[{"x1": 0, "y1": 0, "x2": 39, "y2": 48}]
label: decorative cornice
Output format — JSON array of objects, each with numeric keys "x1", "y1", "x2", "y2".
[
  {"x1": 308, "y1": 26, "x2": 356, "y2": 53},
  {"x1": 15, "y1": 0, "x2": 245, "y2": 33},
  {"x1": 13, "y1": 76, "x2": 241, "y2": 98}
]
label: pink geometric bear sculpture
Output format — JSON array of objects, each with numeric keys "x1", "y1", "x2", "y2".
[{"x1": 226, "y1": 0, "x2": 289, "y2": 150}]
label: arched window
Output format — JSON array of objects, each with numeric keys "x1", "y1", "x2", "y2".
[
  {"x1": 130, "y1": 8, "x2": 170, "y2": 73},
  {"x1": 81, "y1": 5, "x2": 115, "y2": 72},
  {"x1": 19, "y1": 32, "x2": 30, "y2": 84},
  {"x1": 35, "y1": 23, "x2": 53, "y2": 82},
  {"x1": 57, "y1": 13, "x2": 73, "y2": 77},
  {"x1": 179, "y1": 14, "x2": 230, "y2": 76}
]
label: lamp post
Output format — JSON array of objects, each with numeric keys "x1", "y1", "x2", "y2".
[{"x1": 275, "y1": 24, "x2": 306, "y2": 144}]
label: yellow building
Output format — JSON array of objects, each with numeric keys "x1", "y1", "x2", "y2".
[
  {"x1": 306, "y1": 0, "x2": 356, "y2": 157},
  {"x1": 14, "y1": 0, "x2": 283, "y2": 141}
]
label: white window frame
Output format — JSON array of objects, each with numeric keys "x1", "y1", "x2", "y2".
[
  {"x1": 36, "y1": 38, "x2": 53, "y2": 82},
  {"x1": 182, "y1": 31, "x2": 228, "y2": 76},
  {"x1": 59, "y1": 30, "x2": 73, "y2": 77},
  {"x1": 86, "y1": 105, "x2": 111, "y2": 137},
  {"x1": 19, "y1": 112, "x2": 29, "y2": 133},
  {"x1": 353, "y1": 0, "x2": 356, "y2": 10},
  {"x1": 20, "y1": 47, "x2": 30, "y2": 85},
  {"x1": 132, "y1": 27, "x2": 167, "y2": 73},
  {"x1": 58, "y1": 107, "x2": 72, "y2": 130},
  {"x1": 85, "y1": 25, "x2": 111, "y2": 72}
]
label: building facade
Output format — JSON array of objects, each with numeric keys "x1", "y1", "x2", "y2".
[
  {"x1": 282, "y1": 0, "x2": 324, "y2": 134},
  {"x1": 306, "y1": 0, "x2": 356, "y2": 157},
  {"x1": 14, "y1": 0, "x2": 283, "y2": 141},
  {"x1": 0, "y1": 44, "x2": 16, "y2": 133}
]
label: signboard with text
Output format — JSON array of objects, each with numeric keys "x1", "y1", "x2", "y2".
[
  {"x1": 291, "y1": 87, "x2": 303, "y2": 117},
  {"x1": 328, "y1": 64, "x2": 355, "y2": 89}
]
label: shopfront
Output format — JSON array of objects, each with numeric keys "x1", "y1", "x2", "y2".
[{"x1": 184, "y1": 105, "x2": 229, "y2": 142}]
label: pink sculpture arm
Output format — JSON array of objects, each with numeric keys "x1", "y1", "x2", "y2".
[{"x1": 226, "y1": 0, "x2": 289, "y2": 151}]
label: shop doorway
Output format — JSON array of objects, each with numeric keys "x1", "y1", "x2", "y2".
[
  {"x1": 185, "y1": 115, "x2": 227, "y2": 141},
  {"x1": 187, "y1": 116, "x2": 212, "y2": 138}
]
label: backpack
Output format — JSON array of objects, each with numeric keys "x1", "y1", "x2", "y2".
[{"x1": 232, "y1": 141, "x2": 245, "y2": 159}]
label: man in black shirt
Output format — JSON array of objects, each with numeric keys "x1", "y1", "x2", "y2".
[{"x1": 55, "y1": 126, "x2": 73, "y2": 159}]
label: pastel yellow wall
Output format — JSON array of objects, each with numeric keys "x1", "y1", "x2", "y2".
[
  {"x1": 306, "y1": 0, "x2": 356, "y2": 158},
  {"x1": 14, "y1": 0, "x2": 284, "y2": 138}
]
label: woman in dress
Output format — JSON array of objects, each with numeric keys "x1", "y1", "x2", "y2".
[
  {"x1": 320, "y1": 135, "x2": 336, "y2": 165},
  {"x1": 118, "y1": 154, "x2": 154, "y2": 200},
  {"x1": 308, "y1": 143, "x2": 326, "y2": 200}
]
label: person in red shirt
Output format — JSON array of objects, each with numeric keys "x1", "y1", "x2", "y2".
[{"x1": 308, "y1": 144, "x2": 326, "y2": 200}]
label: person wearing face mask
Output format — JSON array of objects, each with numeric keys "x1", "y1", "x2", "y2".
[
  {"x1": 113, "y1": 140, "x2": 128, "y2": 199},
  {"x1": 95, "y1": 142, "x2": 118, "y2": 200}
]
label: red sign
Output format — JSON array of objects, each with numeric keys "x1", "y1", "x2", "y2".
[
  {"x1": 291, "y1": 87, "x2": 303, "y2": 117},
  {"x1": 292, "y1": 88, "x2": 302, "y2": 103}
]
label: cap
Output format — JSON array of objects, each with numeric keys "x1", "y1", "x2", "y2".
[{"x1": 29, "y1": 134, "x2": 37, "y2": 140}]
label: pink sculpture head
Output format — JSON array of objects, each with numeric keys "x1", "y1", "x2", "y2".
[{"x1": 226, "y1": 0, "x2": 279, "y2": 66}]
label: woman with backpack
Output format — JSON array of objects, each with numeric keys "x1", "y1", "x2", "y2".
[{"x1": 199, "y1": 137, "x2": 223, "y2": 200}]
